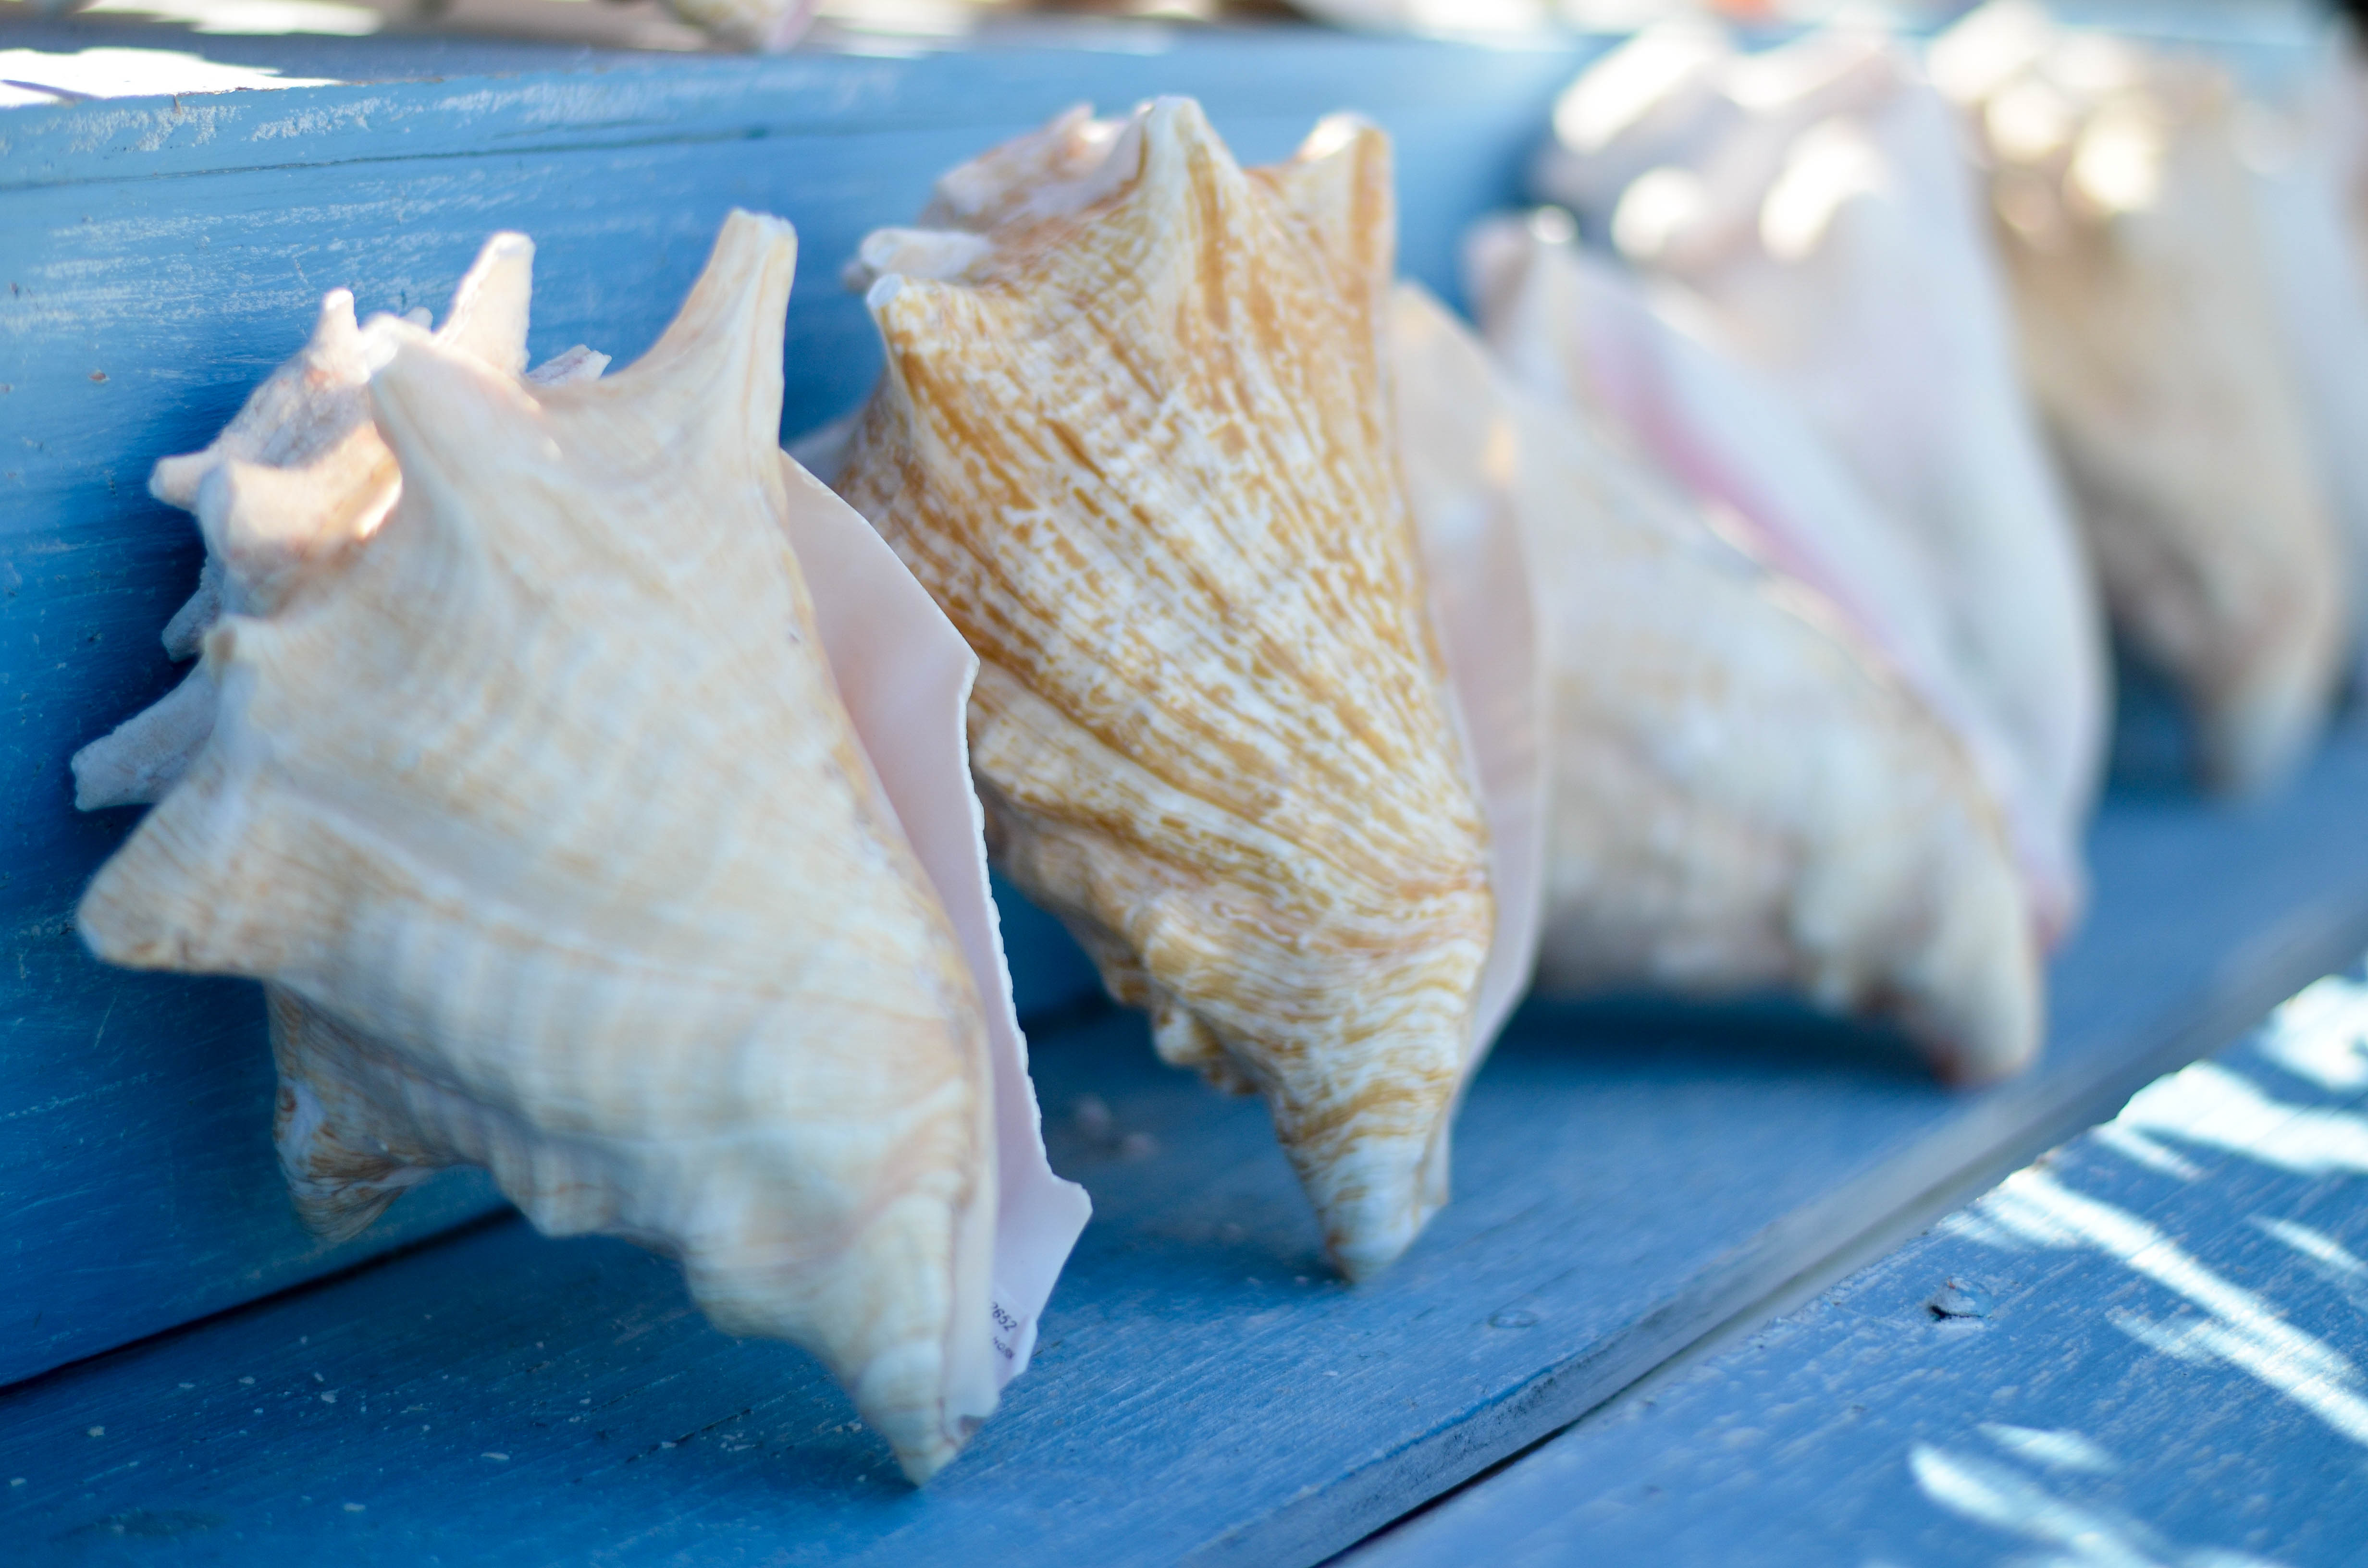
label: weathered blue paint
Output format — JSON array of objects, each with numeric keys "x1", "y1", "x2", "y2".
[
  {"x1": 9, "y1": 712, "x2": 2368, "y2": 1566},
  {"x1": 0, "y1": 23, "x2": 1596, "y2": 1389},
  {"x1": 1348, "y1": 978, "x2": 2368, "y2": 1568}
]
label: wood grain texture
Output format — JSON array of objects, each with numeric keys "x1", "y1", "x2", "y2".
[
  {"x1": 0, "y1": 24, "x2": 1589, "y2": 1387},
  {"x1": 10, "y1": 716, "x2": 2368, "y2": 1565},
  {"x1": 1348, "y1": 975, "x2": 2368, "y2": 1568}
]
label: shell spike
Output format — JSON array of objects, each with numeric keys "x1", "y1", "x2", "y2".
[
  {"x1": 75, "y1": 678, "x2": 313, "y2": 980},
  {"x1": 919, "y1": 101, "x2": 1118, "y2": 230},
  {"x1": 1260, "y1": 112, "x2": 1397, "y2": 307},
  {"x1": 432, "y1": 232, "x2": 534, "y2": 380},
  {"x1": 1132, "y1": 96, "x2": 1234, "y2": 206},
  {"x1": 160, "y1": 555, "x2": 226, "y2": 659},
  {"x1": 191, "y1": 448, "x2": 390, "y2": 611},
  {"x1": 69, "y1": 665, "x2": 217, "y2": 810},
  {"x1": 363, "y1": 325, "x2": 544, "y2": 564},
  {"x1": 606, "y1": 209, "x2": 797, "y2": 447},
  {"x1": 149, "y1": 288, "x2": 368, "y2": 511}
]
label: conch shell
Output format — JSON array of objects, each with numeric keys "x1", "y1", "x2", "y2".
[
  {"x1": 1531, "y1": 23, "x2": 2107, "y2": 911},
  {"x1": 1465, "y1": 211, "x2": 2073, "y2": 957},
  {"x1": 72, "y1": 239, "x2": 608, "y2": 817},
  {"x1": 670, "y1": 0, "x2": 814, "y2": 49},
  {"x1": 1932, "y1": 1, "x2": 2346, "y2": 796},
  {"x1": 74, "y1": 213, "x2": 1037, "y2": 1482},
  {"x1": 835, "y1": 101, "x2": 1497, "y2": 1281},
  {"x1": 1393, "y1": 282, "x2": 2037, "y2": 1081}
]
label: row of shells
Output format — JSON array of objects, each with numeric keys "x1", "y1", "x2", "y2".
[{"x1": 67, "y1": 2, "x2": 2368, "y2": 1482}]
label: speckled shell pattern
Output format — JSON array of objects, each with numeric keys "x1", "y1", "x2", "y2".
[
  {"x1": 835, "y1": 101, "x2": 1496, "y2": 1282},
  {"x1": 74, "y1": 213, "x2": 1002, "y2": 1485},
  {"x1": 1934, "y1": 3, "x2": 2347, "y2": 796},
  {"x1": 1392, "y1": 283, "x2": 2038, "y2": 1084}
]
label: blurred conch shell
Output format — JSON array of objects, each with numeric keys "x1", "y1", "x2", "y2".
[
  {"x1": 1282, "y1": 0, "x2": 1549, "y2": 34},
  {"x1": 1532, "y1": 22, "x2": 2107, "y2": 918},
  {"x1": 1465, "y1": 212, "x2": 2075, "y2": 954},
  {"x1": 1933, "y1": 1, "x2": 2346, "y2": 796},
  {"x1": 2214, "y1": 30, "x2": 2368, "y2": 696},
  {"x1": 835, "y1": 100, "x2": 1498, "y2": 1281},
  {"x1": 1393, "y1": 283, "x2": 2037, "y2": 1082},
  {"x1": 73, "y1": 212, "x2": 1070, "y2": 1483},
  {"x1": 670, "y1": 0, "x2": 814, "y2": 49}
]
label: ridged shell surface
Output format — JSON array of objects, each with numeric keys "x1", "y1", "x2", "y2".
[
  {"x1": 1394, "y1": 283, "x2": 2037, "y2": 1082},
  {"x1": 74, "y1": 212, "x2": 1001, "y2": 1483},
  {"x1": 836, "y1": 100, "x2": 1495, "y2": 1281},
  {"x1": 75, "y1": 235, "x2": 608, "y2": 1242},
  {"x1": 70, "y1": 234, "x2": 601, "y2": 815},
  {"x1": 1933, "y1": 1, "x2": 2346, "y2": 796}
]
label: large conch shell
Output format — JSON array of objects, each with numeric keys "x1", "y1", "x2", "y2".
[
  {"x1": 74, "y1": 213, "x2": 1063, "y2": 1483},
  {"x1": 1932, "y1": 1, "x2": 2346, "y2": 796},
  {"x1": 1393, "y1": 283, "x2": 2037, "y2": 1081},
  {"x1": 835, "y1": 101, "x2": 1497, "y2": 1281},
  {"x1": 1465, "y1": 211, "x2": 2074, "y2": 956},
  {"x1": 1531, "y1": 23, "x2": 2107, "y2": 908}
]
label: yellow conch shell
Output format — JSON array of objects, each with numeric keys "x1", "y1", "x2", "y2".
[{"x1": 836, "y1": 101, "x2": 1496, "y2": 1281}]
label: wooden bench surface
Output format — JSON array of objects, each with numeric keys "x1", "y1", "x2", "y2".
[
  {"x1": 10, "y1": 710, "x2": 2368, "y2": 1565},
  {"x1": 1348, "y1": 970, "x2": 2368, "y2": 1568}
]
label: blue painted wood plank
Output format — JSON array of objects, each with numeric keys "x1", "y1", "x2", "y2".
[
  {"x1": 1345, "y1": 980, "x2": 2368, "y2": 1568},
  {"x1": 0, "y1": 30, "x2": 1594, "y2": 1387},
  {"x1": 9, "y1": 717, "x2": 2368, "y2": 1566}
]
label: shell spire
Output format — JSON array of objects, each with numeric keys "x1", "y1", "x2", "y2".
[
  {"x1": 72, "y1": 233, "x2": 604, "y2": 814},
  {"x1": 838, "y1": 101, "x2": 1496, "y2": 1281},
  {"x1": 78, "y1": 212, "x2": 1007, "y2": 1483}
]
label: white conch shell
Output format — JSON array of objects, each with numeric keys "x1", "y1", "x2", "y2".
[
  {"x1": 71, "y1": 235, "x2": 609, "y2": 815},
  {"x1": 836, "y1": 100, "x2": 1497, "y2": 1281},
  {"x1": 1464, "y1": 212, "x2": 2076, "y2": 950},
  {"x1": 76, "y1": 212, "x2": 1011, "y2": 1484},
  {"x1": 1393, "y1": 282, "x2": 2037, "y2": 1082},
  {"x1": 1532, "y1": 23, "x2": 2108, "y2": 918},
  {"x1": 1932, "y1": 2, "x2": 2346, "y2": 796}
]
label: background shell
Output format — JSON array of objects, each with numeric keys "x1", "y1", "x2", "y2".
[
  {"x1": 1393, "y1": 281, "x2": 2038, "y2": 1084},
  {"x1": 1531, "y1": 23, "x2": 2107, "y2": 927},
  {"x1": 1465, "y1": 212, "x2": 2079, "y2": 949},
  {"x1": 1934, "y1": 1, "x2": 2347, "y2": 796}
]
